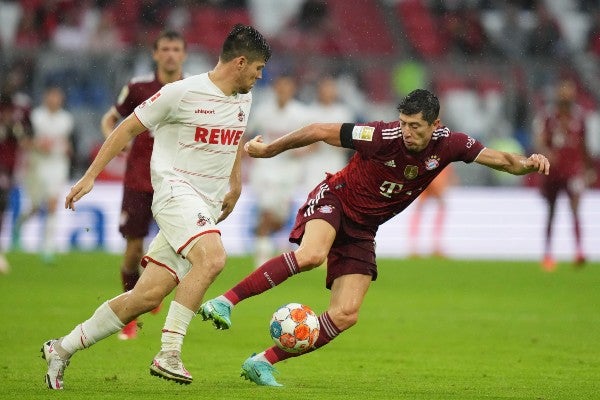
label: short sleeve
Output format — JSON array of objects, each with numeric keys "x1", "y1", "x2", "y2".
[
  {"x1": 447, "y1": 132, "x2": 485, "y2": 163},
  {"x1": 349, "y1": 121, "x2": 389, "y2": 158},
  {"x1": 114, "y1": 84, "x2": 135, "y2": 118},
  {"x1": 134, "y1": 81, "x2": 183, "y2": 130}
]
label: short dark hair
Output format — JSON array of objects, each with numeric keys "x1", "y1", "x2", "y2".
[
  {"x1": 153, "y1": 30, "x2": 186, "y2": 50},
  {"x1": 397, "y1": 89, "x2": 440, "y2": 124},
  {"x1": 220, "y1": 24, "x2": 271, "y2": 63}
]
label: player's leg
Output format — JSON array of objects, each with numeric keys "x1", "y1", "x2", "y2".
[
  {"x1": 541, "y1": 184, "x2": 558, "y2": 271},
  {"x1": 254, "y1": 210, "x2": 285, "y2": 268},
  {"x1": 40, "y1": 194, "x2": 60, "y2": 263},
  {"x1": 118, "y1": 189, "x2": 154, "y2": 338},
  {"x1": 41, "y1": 264, "x2": 176, "y2": 389},
  {"x1": 241, "y1": 273, "x2": 372, "y2": 386},
  {"x1": 431, "y1": 195, "x2": 447, "y2": 257},
  {"x1": 117, "y1": 236, "x2": 145, "y2": 339},
  {"x1": 408, "y1": 196, "x2": 425, "y2": 257},
  {"x1": 150, "y1": 233, "x2": 227, "y2": 384},
  {"x1": 200, "y1": 218, "x2": 336, "y2": 329},
  {"x1": 0, "y1": 178, "x2": 10, "y2": 274},
  {"x1": 566, "y1": 181, "x2": 585, "y2": 266}
]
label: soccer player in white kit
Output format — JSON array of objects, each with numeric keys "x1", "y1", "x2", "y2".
[
  {"x1": 17, "y1": 86, "x2": 73, "y2": 262},
  {"x1": 41, "y1": 24, "x2": 271, "y2": 390},
  {"x1": 302, "y1": 75, "x2": 355, "y2": 192},
  {"x1": 247, "y1": 74, "x2": 312, "y2": 267}
]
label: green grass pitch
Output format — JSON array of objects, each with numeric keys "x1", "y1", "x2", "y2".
[{"x1": 1, "y1": 252, "x2": 599, "y2": 399}]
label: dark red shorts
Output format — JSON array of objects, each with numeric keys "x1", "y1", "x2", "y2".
[
  {"x1": 119, "y1": 187, "x2": 154, "y2": 239},
  {"x1": 289, "y1": 182, "x2": 377, "y2": 289},
  {"x1": 540, "y1": 174, "x2": 584, "y2": 201}
]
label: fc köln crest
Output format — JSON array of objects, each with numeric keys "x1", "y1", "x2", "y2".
[
  {"x1": 238, "y1": 106, "x2": 245, "y2": 122},
  {"x1": 404, "y1": 165, "x2": 418, "y2": 179}
]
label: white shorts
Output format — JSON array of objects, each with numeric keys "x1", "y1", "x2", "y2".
[
  {"x1": 24, "y1": 157, "x2": 69, "y2": 206},
  {"x1": 142, "y1": 190, "x2": 220, "y2": 282}
]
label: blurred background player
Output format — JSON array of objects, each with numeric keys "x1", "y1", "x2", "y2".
[
  {"x1": 408, "y1": 164, "x2": 457, "y2": 258},
  {"x1": 15, "y1": 85, "x2": 73, "y2": 264},
  {"x1": 533, "y1": 78, "x2": 596, "y2": 271},
  {"x1": 302, "y1": 75, "x2": 355, "y2": 192},
  {"x1": 247, "y1": 74, "x2": 311, "y2": 267},
  {"x1": 100, "y1": 30, "x2": 187, "y2": 339},
  {"x1": 0, "y1": 93, "x2": 30, "y2": 273}
]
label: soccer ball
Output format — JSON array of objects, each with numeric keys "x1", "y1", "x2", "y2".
[{"x1": 269, "y1": 303, "x2": 320, "y2": 353}]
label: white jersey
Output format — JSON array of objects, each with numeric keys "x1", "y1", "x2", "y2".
[
  {"x1": 134, "y1": 73, "x2": 251, "y2": 220},
  {"x1": 247, "y1": 97, "x2": 311, "y2": 214},
  {"x1": 26, "y1": 106, "x2": 74, "y2": 202},
  {"x1": 303, "y1": 101, "x2": 355, "y2": 191}
]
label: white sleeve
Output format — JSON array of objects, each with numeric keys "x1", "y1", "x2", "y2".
[{"x1": 134, "y1": 81, "x2": 184, "y2": 130}]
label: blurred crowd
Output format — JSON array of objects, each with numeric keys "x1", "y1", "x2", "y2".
[{"x1": 1, "y1": 0, "x2": 599, "y2": 183}]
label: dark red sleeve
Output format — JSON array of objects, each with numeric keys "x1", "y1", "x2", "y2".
[
  {"x1": 114, "y1": 83, "x2": 139, "y2": 118},
  {"x1": 447, "y1": 132, "x2": 486, "y2": 163}
]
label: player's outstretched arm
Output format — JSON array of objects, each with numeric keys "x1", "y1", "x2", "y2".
[
  {"x1": 244, "y1": 123, "x2": 343, "y2": 158},
  {"x1": 65, "y1": 114, "x2": 146, "y2": 210},
  {"x1": 474, "y1": 148, "x2": 550, "y2": 176}
]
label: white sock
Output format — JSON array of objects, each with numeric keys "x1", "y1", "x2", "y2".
[
  {"x1": 160, "y1": 301, "x2": 195, "y2": 352},
  {"x1": 43, "y1": 213, "x2": 57, "y2": 255},
  {"x1": 255, "y1": 236, "x2": 274, "y2": 268},
  {"x1": 253, "y1": 351, "x2": 270, "y2": 364},
  {"x1": 60, "y1": 301, "x2": 125, "y2": 357},
  {"x1": 216, "y1": 295, "x2": 233, "y2": 307}
]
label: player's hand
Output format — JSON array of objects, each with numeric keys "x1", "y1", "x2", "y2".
[
  {"x1": 217, "y1": 190, "x2": 240, "y2": 223},
  {"x1": 243, "y1": 135, "x2": 269, "y2": 158},
  {"x1": 65, "y1": 176, "x2": 95, "y2": 211},
  {"x1": 526, "y1": 153, "x2": 550, "y2": 175}
]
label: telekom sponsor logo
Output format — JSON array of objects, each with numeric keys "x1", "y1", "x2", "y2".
[{"x1": 194, "y1": 127, "x2": 243, "y2": 145}]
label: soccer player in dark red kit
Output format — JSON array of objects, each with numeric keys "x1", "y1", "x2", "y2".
[
  {"x1": 533, "y1": 78, "x2": 596, "y2": 271},
  {"x1": 200, "y1": 88, "x2": 551, "y2": 386},
  {"x1": 0, "y1": 93, "x2": 31, "y2": 273},
  {"x1": 100, "y1": 30, "x2": 187, "y2": 339}
]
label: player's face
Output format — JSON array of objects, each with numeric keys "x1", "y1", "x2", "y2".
[
  {"x1": 236, "y1": 59, "x2": 266, "y2": 94},
  {"x1": 399, "y1": 112, "x2": 438, "y2": 152},
  {"x1": 273, "y1": 76, "x2": 296, "y2": 105},
  {"x1": 153, "y1": 39, "x2": 186, "y2": 74}
]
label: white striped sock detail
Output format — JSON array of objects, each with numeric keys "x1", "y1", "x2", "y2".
[
  {"x1": 282, "y1": 252, "x2": 299, "y2": 276},
  {"x1": 318, "y1": 312, "x2": 340, "y2": 339}
]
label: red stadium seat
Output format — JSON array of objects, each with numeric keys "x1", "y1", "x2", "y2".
[{"x1": 327, "y1": 0, "x2": 397, "y2": 56}]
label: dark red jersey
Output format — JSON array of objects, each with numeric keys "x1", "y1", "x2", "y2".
[
  {"x1": 0, "y1": 95, "x2": 31, "y2": 174},
  {"x1": 114, "y1": 72, "x2": 169, "y2": 192},
  {"x1": 535, "y1": 105, "x2": 588, "y2": 180},
  {"x1": 328, "y1": 121, "x2": 485, "y2": 228}
]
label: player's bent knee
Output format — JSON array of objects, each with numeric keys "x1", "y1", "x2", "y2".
[
  {"x1": 329, "y1": 309, "x2": 359, "y2": 331},
  {"x1": 296, "y1": 249, "x2": 328, "y2": 270}
]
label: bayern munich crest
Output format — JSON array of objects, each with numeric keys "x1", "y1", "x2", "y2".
[
  {"x1": 425, "y1": 155, "x2": 440, "y2": 170},
  {"x1": 317, "y1": 205, "x2": 334, "y2": 214}
]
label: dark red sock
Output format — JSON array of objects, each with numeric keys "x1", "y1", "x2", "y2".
[
  {"x1": 574, "y1": 214, "x2": 582, "y2": 252},
  {"x1": 264, "y1": 312, "x2": 341, "y2": 364},
  {"x1": 224, "y1": 252, "x2": 299, "y2": 305},
  {"x1": 121, "y1": 269, "x2": 139, "y2": 292}
]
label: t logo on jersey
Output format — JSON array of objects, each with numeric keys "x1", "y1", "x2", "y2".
[
  {"x1": 380, "y1": 180, "x2": 404, "y2": 198},
  {"x1": 195, "y1": 127, "x2": 243, "y2": 145}
]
